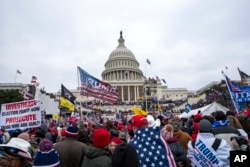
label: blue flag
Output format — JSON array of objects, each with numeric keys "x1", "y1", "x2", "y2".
[
  {"x1": 185, "y1": 103, "x2": 192, "y2": 113},
  {"x1": 224, "y1": 74, "x2": 250, "y2": 112},
  {"x1": 146, "y1": 58, "x2": 151, "y2": 65}
]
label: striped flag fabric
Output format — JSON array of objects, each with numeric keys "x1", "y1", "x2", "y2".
[
  {"x1": 78, "y1": 66, "x2": 119, "y2": 104},
  {"x1": 31, "y1": 76, "x2": 37, "y2": 83}
]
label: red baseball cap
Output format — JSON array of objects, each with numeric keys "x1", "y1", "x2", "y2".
[{"x1": 129, "y1": 115, "x2": 148, "y2": 128}]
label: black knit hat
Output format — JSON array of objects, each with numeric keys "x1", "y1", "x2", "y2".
[{"x1": 112, "y1": 143, "x2": 140, "y2": 167}]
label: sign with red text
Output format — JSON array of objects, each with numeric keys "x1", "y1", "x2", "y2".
[{"x1": 0, "y1": 100, "x2": 41, "y2": 130}]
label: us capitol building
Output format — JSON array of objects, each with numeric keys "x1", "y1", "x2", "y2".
[
  {"x1": 0, "y1": 31, "x2": 194, "y2": 114},
  {"x1": 74, "y1": 31, "x2": 189, "y2": 112}
]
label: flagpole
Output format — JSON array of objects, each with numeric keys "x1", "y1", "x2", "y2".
[
  {"x1": 77, "y1": 67, "x2": 82, "y2": 117},
  {"x1": 222, "y1": 71, "x2": 239, "y2": 113},
  {"x1": 144, "y1": 61, "x2": 148, "y2": 113},
  {"x1": 15, "y1": 72, "x2": 17, "y2": 83}
]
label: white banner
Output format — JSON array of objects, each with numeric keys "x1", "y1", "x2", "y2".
[{"x1": 0, "y1": 99, "x2": 41, "y2": 130}]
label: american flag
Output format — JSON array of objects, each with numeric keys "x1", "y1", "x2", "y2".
[
  {"x1": 31, "y1": 76, "x2": 37, "y2": 83},
  {"x1": 224, "y1": 74, "x2": 242, "y2": 92},
  {"x1": 129, "y1": 126, "x2": 176, "y2": 167},
  {"x1": 78, "y1": 66, "x2": 119, "y2": 104},
  {"x1": 156, "y1": 76, "x2": 161, "y2": 82}
]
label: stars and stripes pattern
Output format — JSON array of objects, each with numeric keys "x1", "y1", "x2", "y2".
[
  {"x1": 224, "y1": 74, "x2": 242, "y2": 92},
  {"x1": 129, "y1": 126, "x2": 176, "y2": 167},
  {"x1": 78, "y1": 66, "x2": 119, "y2": 104}
]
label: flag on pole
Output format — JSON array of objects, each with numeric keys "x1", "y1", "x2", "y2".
[
  {"x1": 238, "y1": 67, "x2": 250, "y2": 86},
  {"x1": 146, "y1": 58, "x2": 151, "y2": 65},
  {"x1": 161, "y1": 79, "x2": 166, "y2": 84},
  {"x1": 17, "y1": 70, "x2": 21, "y2": 74},
  {"x1": 60, "y1": 97, "x2": 75, "y2": 111},
  {"x1": 156, "y1": 76, "x2": 161, "y2": 82},
  {"x1": 61, "y1": 84, "x2": 76, "y2": 104},
  {"x1": 31, "y1": 76, "x2": 37, "y2": 83},
  {"x1": 223, "y1": 73, "x2": 250, "y2": 112},
  {"x1": 78, "y1": 66, "x2": 119, "y2": 104}
]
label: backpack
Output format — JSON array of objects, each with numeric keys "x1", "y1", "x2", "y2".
[{"x1": 191, "y1": 138, "x2": 221, "y2": 151}]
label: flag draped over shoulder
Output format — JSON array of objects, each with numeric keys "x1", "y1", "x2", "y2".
[
  {"x1": 238, "y1": 67, "x2": 250, "y2": 86},
  {"x1": 129, "y1": 126, "x2": 176, "y2": 167},
  {"x1": 77, "y1": 66, "x2": 119, "y2": 104},
  {"x1": 61, "y1": 84, "x2": 76, "y2": 104},
  {"x1": 223, "y1": 73, "x2": 250, "y2": 112}
]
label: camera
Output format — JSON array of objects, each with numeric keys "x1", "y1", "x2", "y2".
[{"x1": 231, "y1": 136, "x2": 249, "y2": 151}]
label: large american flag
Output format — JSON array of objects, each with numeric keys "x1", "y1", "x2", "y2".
[
  {"x1": 224, "y1": 74, "x2": 242, "y2": 92},
  {"x1": 78, "y1": 66, "x2": 119, "y2": 104},
  {"x1": 129, "y1": 126, "x2": 176, "y2": 167}
]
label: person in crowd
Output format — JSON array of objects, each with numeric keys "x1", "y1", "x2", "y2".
[
  {"x1": 0, "y1": 137, "x2": 32, "y2": 167},
  {"x1": 36, "y1": 123, "x2": 52, "y2": 141},
  {"x1": 33, "y1": 138, "x2": 60, "y2": 167},
  {"x1": 78, "y1": 120, "x2": 92, "y2": 146},
  {"x1": 161, "y1": 124, "x2": 186, "y2": 167},
  {"x1": 54, "y1": 121, "x2": 87, "y2": 167},
  {"x1": 190, "y1": 113, "x2": 202, "y2": 140},
  {"x1": 111, "y1": 142, "x2": 140, "y2": 167},
  {"x1": 227, "y1": 115, "x2": 248, "y2": 139},
  {"x1": 238, "y1": 115, "x2": 250, "y2": 139},
  {"x1": 81, "y1": 128, "x2": 111, "y2": 167},
  {"x1": 187, "y1": 119, "x2": 230, "y2": 167},
  {"x1": 109, "y1": 137, "x2": 123, "y2": 155},
  {"x1": 170, "y1": 118, "x2": 192, "y2": 167},
  {"x1": 17, "y1": 132, "x2": 37, "y2": 159},
  {"x1": 129, "y1": 115, "x2": 177, "y2": 167},
  {"x1": 212, "y1": 110, "x2": 241, "y2": 148}
]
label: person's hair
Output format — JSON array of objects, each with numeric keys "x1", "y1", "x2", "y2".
[
  {"x1": 227, "y1": 115, "x2": 243, "y2": 129},
  {"x1": 214, "y1": 110, "x2": 226, "y2": 121},
  {"x1": 238, "y1": 115, "x2": 250, "y2": 137}
]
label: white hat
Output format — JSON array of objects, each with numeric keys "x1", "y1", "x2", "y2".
[
  {"x1": 147, "y1": 115, "x2": 161, "y2": 128},
  {"x1": 0, "y1": 137, "x2": 32, "y2": 162}
]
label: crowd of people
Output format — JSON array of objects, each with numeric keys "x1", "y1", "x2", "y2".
[{"x1": 0, "y1": 109, "x2": 250, "y2": 167}]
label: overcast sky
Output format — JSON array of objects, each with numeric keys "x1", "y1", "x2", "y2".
[{"x1": 1, "y1": 0, "x2": 250, "y2": 93}]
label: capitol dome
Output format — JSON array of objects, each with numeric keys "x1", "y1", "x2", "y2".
[{"x1": 102, "y1": 31, "x2": 143, "y2": 81}]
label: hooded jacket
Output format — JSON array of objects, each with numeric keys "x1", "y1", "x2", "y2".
[{"x1": 81, "y1": 146, "x2": 111, "y2": 167}]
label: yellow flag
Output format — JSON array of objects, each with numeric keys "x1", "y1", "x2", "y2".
[
  {"x1": 60, "y1": 97, "x2": 74, "y2": 111},
  {"x1": 53, "y1": 114, "x2": 59, "y2": 120},
  {"x1": 132, "y1": 107, "x2": 148, "y2": 116}
]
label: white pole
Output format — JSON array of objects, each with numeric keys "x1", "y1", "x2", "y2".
[{"x1": 222, "y1": 72, "x2": 239, "y2": 112}]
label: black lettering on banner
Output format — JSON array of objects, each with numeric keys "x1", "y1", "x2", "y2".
[{"x1": 230, "y1": 151, "x2": 250, "y2": 167}]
